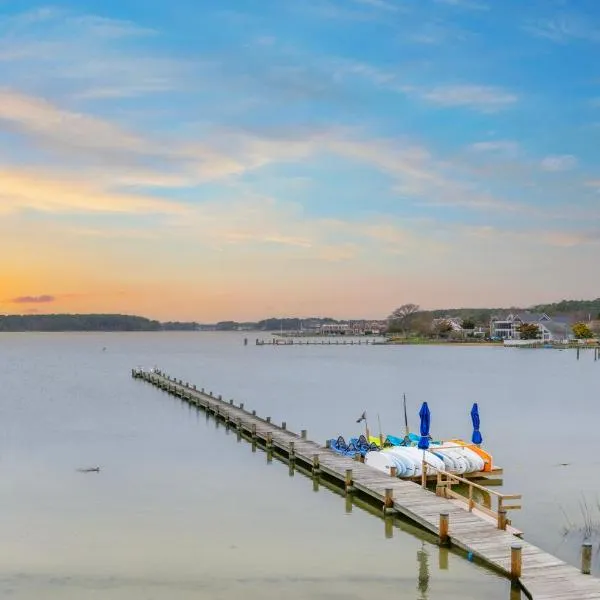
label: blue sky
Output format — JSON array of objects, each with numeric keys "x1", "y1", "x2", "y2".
[{"x1": 0, "y1": 0, "x2": 599, "y2": 319}]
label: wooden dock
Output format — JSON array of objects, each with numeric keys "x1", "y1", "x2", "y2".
[
  {"x1": 254, "y1": 338, "x2": 380, "y2": 346},
  {"x1": 132, "y1": 368, "x2": 600, "y2": 599}
]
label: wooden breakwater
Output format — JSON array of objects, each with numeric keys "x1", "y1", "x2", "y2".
[{"x1": 132, "y1": 368, "x2": 600, "y2": 599}]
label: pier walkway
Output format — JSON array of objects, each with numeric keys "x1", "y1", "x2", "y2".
[{"x1": 132, "y1": 368, "x2": 600, "y2": 600}]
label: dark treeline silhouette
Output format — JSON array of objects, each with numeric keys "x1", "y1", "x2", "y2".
[{"x1": 0, "y1": 314, "x2": 163, "y2": 332}]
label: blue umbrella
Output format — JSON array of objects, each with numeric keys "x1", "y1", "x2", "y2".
[
  {"x1": 471, "y1": 402, "x2": 483, "y2": 445},
  {"x1": 418, "y1": 402, "x2": 430, "y2": 450}
]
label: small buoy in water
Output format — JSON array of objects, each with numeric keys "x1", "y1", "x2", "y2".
[{"x1": 467, "y1": 552, "x2": 474, "y2": 561}]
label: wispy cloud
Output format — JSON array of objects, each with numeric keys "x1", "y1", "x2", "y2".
[
  {"x1": 0, "y1": 167, "x2": 188, "y2": 215},
  {"x1": 524, "y1": 14, "x2": 600, "y2": 43},
  {"x1": 433, "y1": 0, "x2": 489, "y2": 10},
  {"x1": 10, "y1": 294, "x2": 56, "y2": 304},
  {"x1": 540, "y1": 154, "x2": 578, "y2": 172},
  {"x1": 407, "y1": 22, "x2": 470, "y2": 45},
  {"x1": 0, "y1": 8, "x2": 183, "y2": 98},
  {"x1": 421, "y1": 85, "x2": 518, "y2": 112},
  {"x1": 468, "y1": 140, "x2": 520, "y2": 155},
  {"x1": 351, "y1": 0, "x2": 399, "y2": 11}
]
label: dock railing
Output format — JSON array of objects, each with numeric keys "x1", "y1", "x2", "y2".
[{"x1": 434, "y1": 468, "x2": 522, "y2": 529}]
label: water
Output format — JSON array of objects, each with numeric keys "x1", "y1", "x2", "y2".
[{"x1": 2, "y1": 333, "x2": 597, "y2": 598}]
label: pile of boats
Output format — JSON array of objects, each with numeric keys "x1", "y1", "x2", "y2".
[{"x1": 327, "y1": 433, "x2": 492, "y2": 478}]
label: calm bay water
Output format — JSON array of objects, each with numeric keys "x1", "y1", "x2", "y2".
[{"x1": 1, "y1": 332, "x2": 598, "y2": 598}]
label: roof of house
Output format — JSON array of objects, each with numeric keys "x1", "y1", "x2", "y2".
[
  {"x1": 512, "y1": 312, "x2": 551, "y2": 322},
  {"x1": 541, "y1": 321, "x2": 569, "y2": 336}
]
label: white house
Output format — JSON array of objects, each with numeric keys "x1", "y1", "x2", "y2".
[{"x1": 490, "y1": 312, "x2": 572, "y2": 342}]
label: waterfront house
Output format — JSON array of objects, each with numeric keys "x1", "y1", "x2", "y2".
[{"x1": 490, "y1": 312, "x2": 572, "y2": 342}]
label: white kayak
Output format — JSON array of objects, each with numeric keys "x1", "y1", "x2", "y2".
[
  {"x1": 455, "y1": 446, "x2": 485, "y2": 472},
  {"x1": 383, "y1": 447, "x2": 417, "y2": 477},
  {"x1": 364, "y1": 451, "x2": 397, "y2": 475},
  {"x1": 433, "y1": 446, "x2": 469, "y2": 474},
  {"x1": 400, "y1": 446, "x2": 446, "y2": 474},
  {"x1": 429, "y1": 448, "x2": 458, "y2": 472}
]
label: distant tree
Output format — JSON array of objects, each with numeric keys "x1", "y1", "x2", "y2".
[
  {"x1": 432, "y1": 319, "x2": 454, "y2": 338},
  {"x1": 387, "y1": 304, "x2": 420, "y2": 335},
  {"x1": 518, "y1": 323, "x2": 541, "y2": 340},
  {"x1": 461, "y1": 319, "x2": 475, "y2": 330},
  {"x1": 411, "y1": 314, "x2": 434, "y2": 337},
  {"x1": 572, "y1": 322, "x2": 594, "y2": 339}
]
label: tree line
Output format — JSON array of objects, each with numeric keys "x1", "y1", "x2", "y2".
[{"x1": 0, "y1": 314, "x2": 164, "y2": 332}]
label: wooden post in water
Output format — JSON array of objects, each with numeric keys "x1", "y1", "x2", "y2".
[
  {"x1": 289, "y1": 441, "x2": 295, "y2": 461},
  {"x1": 384, "y1": 488, "x2": 395, "y2": 514},
  {"x1": 266, "y1": 432, "x2": 273, "y2": 449},
  {"x1": 282, "y1": 421, "x2": 287, "y2": 431},
  {"x1": 312, "y1": 454, "x2": 320, "y2": 475},
  {"x1": 582, "y1": 542, "x2": 592, "y2": 574},
  {"x1": 251, "y1": 423, "x2": 257, "y2": 440},
  {"x1": 325, "y1": 439, "x2": 331, "y2": 449},
  {"x1": 439, "y1": 512, "x2": 449, "y2": 546},
  {"x1": 345, "y1": 468, "x2": 354, "y2": 493},
  {"x1": 498, "y1": 509, "x2": 508, "y2": 530},
  {"x1": 390, "y1": 466, "x2": 398, "y2": 478},
  {"x1": 229, "y1": 399, "x2": 234, "y2": 405},
  {"x1": 301, "y1": 429, "x2": 307, "y2": 440},
  {"x1": 239, "y1": 402, "x2": 244, "y2": 410},
  {"x1": 252, "y1": 409, "x2": 256, "y2": 416},
  {"x1": 511, "y1": 544, "x2": 522, "y2": 579}
]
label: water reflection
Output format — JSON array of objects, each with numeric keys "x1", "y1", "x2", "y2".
[
  {"x1": 384, "y1": 516, "x2": 393, "y2": 539},
  {"x1": 438, "y1": 546, "x2": 449, "y2": 570},
  {"x1": 417, "y1": 542, "x2": 430, "y2": 599}
]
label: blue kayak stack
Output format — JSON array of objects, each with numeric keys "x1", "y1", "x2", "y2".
[{"x1": 327, "y1": 435, "x2": 379, "y2": 458}]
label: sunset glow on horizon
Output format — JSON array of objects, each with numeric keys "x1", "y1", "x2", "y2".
[{"x1": 1, "y1": 1, "x2": 599, "y2": 322}]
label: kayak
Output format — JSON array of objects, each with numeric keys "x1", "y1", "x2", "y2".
[{"x1": 451, "y1": 439, "x2": 493, "y2": 472}]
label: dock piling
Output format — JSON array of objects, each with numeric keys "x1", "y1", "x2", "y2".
[
  {"x1": 266, "y1": 416, "x2": 271, "y2": 423},
  {"x1": 301, "y1": 429, "x2": 307, "y2": 439},
  {"x1": 498, "y1": 509, "x2": 507, "y2": 530},
  {"x1": 345, "y1": 468, "x2": 354, "y2": 493},
  {"x1": 582, "y1": 542, "x2": 592, "y2": 574},
  {"x1": 390, "y1": 466, "x2": 398, "y2": 478},
  {"x1": 282, "y1": 421, "x2": 287, "y2": 430},
  {"x1": 439, "y1": 512, "x2": 449, "y2": 546},
  {"x1": 312, "y1": 454, "x2": 320, "y2": 475},
  {"x1": 289, "y1": 441, "x2": 295, "y2": 460},
  {"x1": 384, "y1": 488, "x2": 395, "y2": 514},
  {"x1": 511, "y1": 544, "x2": 522, "y2": 579}
]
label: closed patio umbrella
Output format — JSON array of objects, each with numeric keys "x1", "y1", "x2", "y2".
[{"x1": 471, "y1": 403, "x2": 483, "y2": 445}]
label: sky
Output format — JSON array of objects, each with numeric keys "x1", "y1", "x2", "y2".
[{"x1": 1, "y1": 0, "x2": 599, "y2": 321}]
